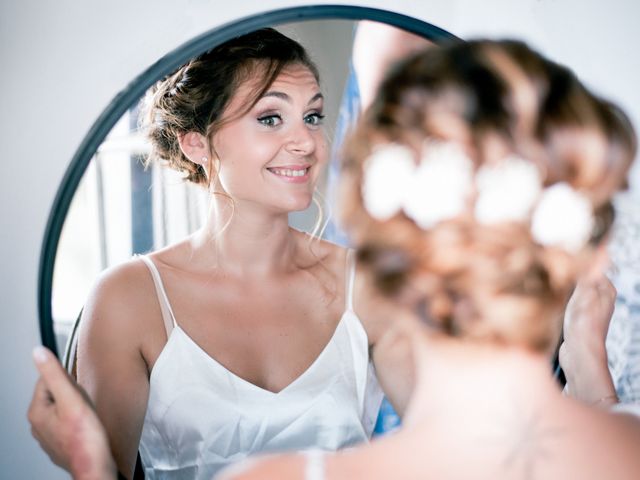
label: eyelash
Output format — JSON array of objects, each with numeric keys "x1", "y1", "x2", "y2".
[
  {"x1": 257, "y1": 112, "x2": 325, "y2": 128},
  {"x1": 257, "y1": 114, "x2": 282, "y2": 127},
  {"x1": 305, "y1": 112, "x2": 325, "y2": 126}
]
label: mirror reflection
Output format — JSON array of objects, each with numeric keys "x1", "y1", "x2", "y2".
[
  {"x1": 42, "y1": 13, "x2": 640, "y2": 480},
  {"x1": 51, "y1": 19, "x2": 436, "y2": 478},
  {"x1": 29, "y1": 8, "x2": 640, "y2": 477},
  {"x1": 51, "y1": 20, "x2": 358, "y2": 351}
]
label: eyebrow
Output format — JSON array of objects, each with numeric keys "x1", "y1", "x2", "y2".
[{"x1": 261, "y1": 91, "x2": 324, "y2": 105}]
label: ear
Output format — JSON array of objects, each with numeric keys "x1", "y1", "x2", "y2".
[{"x1": 178, "y1": 131, "x2": 210, "y2": 166}]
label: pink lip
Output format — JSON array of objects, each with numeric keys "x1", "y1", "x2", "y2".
[{"x1": 266, "y1": 165, "x2": 312, "y2": 184}]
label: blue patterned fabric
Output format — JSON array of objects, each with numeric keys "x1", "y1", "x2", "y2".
[
  {"x1": 372, "y1": 397, "x2": 402, "y2": 435},
  {"x1": 607, "y1": 271, "x2": 640, "y2": 403},
  {"x1": 324, "y1": 60, "x2": 361, "y2": 248},
  {"x1": 607, "y1": 194, "x2": 640, "y2": 404}
]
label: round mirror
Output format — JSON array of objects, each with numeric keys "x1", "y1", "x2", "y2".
[
  {"x1": 37, "y1": 7, "x2": 458, "y2": 476},
  {"x1": 38, "y1": 5, "x2": 456, "y2": 359},
  {"x1": 35, "y1": 5, "x2": 640, "y2": 479}
]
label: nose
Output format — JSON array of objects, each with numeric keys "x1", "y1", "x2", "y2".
[{"x1": 285, "y1": 121, "x2": 316, "y2": 156}]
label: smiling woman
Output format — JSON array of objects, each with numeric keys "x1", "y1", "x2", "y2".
[
  {"x1": 50, "y1": 21, "x2": 356, "y2": 355},
  {"x1": 68, "y1": 27, "x2": 378, "y2": 479},
  {"x1": 50, "y1": 21, "x2": 354, "y2": 356},
  {"x1": 35, "y1": 8, "x2": 458, "y2": 479},
  {"x1": 44, "y1": 11, "x2": 456, "y2": 362},
  {"x1": 56, "y1": 25, "x2": 387, "y2": 480},
  {"x1": 196, "y1": 64, "x2": 327, "y2": 213}
]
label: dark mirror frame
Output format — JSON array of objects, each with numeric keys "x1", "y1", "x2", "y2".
[{"x1": 37, "y1": 5, "x2": 459, "y2": 357}]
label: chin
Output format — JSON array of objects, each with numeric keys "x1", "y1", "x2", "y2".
[
  {"x1": 289, "y1": 199, "x2": 314, "y2": 213},
  {"x1": 281, "y1": 194, "x2": 314, "y2": 213}
]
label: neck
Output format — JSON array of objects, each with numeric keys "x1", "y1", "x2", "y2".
[
  {"x1": 191, "y1": 195, "x2": 297, "y2": 276},
  {"x1": 404, "y1": 334, "x2": 562, "y2": 429}
]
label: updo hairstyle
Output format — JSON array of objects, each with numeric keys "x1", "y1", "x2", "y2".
[
  {"x1": 340, "y1": 40, "x2": 636, "y2": 351},
  {"x1": 139, "y1": 28, "x2": 320, "y2": 186}
]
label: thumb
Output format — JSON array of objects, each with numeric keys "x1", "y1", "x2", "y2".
[{"x1": 32, "y1": 346, "x2": 82, "y2": 408}]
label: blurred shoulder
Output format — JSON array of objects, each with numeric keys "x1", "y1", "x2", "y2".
[
  {"x1": 557, "y1": 400, "x2": 640, "y2": 475},
  {"x1": 607, "y1": 405, "x2": 640, "y2": 449},
  {"x1": 217, "y1": 454, "x2": 305, "y2": 480}
]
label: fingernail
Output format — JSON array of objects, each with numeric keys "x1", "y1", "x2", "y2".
[{"x1": 32, "y1": 346, "x2": 49, "y2": 364}]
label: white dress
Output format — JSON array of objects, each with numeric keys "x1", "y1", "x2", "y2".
[{"x1": 137, "y1": 251, "x2": 384, "y2": 479}]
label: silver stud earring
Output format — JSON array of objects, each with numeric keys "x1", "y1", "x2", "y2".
[{"x1": 201, "y1": 156, "x2": 208, "y2": 164}]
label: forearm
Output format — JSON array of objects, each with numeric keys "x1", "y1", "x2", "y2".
[
  {"x1": 561, "y1": 274, "x2": 618, "y2": 407},
  {"x1": 562, "y1": 342, "x2": 618, "y2": 407}
]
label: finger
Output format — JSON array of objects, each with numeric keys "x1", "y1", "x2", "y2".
[
  {"x1": 30, "y1": 378, "x2": 51, "y2": 407},
  {"x1": 28, "y1": 378, "x2": 54, "y2": 423},
  {"x1": 568, "y1": 281, "x2": 590, "y2": 308},
  {"x1": 557, "y1": 342, "x2": 569, "y2": 369},
  {"x1": 596, "y1": 276, "x2": 616, "y2": 299},
  {"x1": 32, "y1": 346, "x2": 81, "y2": 406},
  {"x1": 589, "y1": 277, "x2": 615, "y2": 310},
  {"x1": 31, "y1": 424, "x2": 45, "y2": 445}
]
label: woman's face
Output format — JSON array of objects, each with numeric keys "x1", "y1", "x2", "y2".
[{"x1": 211, "y1": 64, "x2": 328, "y2": 214}]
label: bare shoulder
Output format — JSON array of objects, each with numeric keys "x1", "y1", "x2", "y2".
[
  {"x1": 294, "y1": 229, "x2": 349, "y2": 274},
  {"x1": 554, "y1": 401, "x2": 640, "y2": 477},
  {"x1": 604, "y1": 407, "x2": 640, "y2": 453},
  {"x1": 81, "y1": 257, "x2": 161, "y2": 342}
]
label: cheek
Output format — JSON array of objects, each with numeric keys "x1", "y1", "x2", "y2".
[
  {"x1": 248, "y1": 134, "x2": 283, "y2": 162},
  {"x1": 221, "y1": 130, "x2": 283, "y2": 164},
  {"x1": 215, "y1": 129, "x2": 276, "y2": 170},
  {"x1": 315, "y1": 134, "x2": 329, "y2": 165}
]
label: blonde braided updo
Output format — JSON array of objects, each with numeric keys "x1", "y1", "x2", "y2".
[{"x1": 341, "y1": 40, "x2": 636, "y2": 351}]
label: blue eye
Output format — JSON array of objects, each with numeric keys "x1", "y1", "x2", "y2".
[
  {"x1": 258, "y1": 115, "x2": 282, "y2": 127},
  {"x1": 305, "y1": 112, "x2": 325, "y2": 126}
]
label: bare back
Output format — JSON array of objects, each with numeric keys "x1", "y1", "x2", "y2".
[
  {"x1": 329, "y1": 396, "x2": 640, "y2": 480},
  {"x1": 221, "y1": 369, "x2": 640, "y2": 480}
]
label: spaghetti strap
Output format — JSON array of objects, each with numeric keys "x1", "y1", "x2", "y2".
[
  {"x1": 304, "y1": 450, "x2": 326, "y2": 480},
  {"x1": 345, "y1": 249, "x2": 356, "y2": 311},
  {"x1": 137, "y1": 255, "x2": 177, "y2": 338}
]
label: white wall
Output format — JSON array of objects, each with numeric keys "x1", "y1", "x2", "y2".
[
  {"x1": 439, "y1": 0, "x2": 640, "y2": 191},
  {"x1": 1, "y1": 0, "x2": 638, "y2": 477}
]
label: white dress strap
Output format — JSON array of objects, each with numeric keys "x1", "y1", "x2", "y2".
[
  {"x1": 345, "y1": 249, "x2": 356, "y2": 312},
  {"x1": 304, "y1": 450, "x2": 326, "y2": 480},
  {"x1": 137, "y1": 255, "x2": 177, "y2": 338}
]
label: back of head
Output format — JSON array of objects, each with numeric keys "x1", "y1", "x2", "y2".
[
  {"x1": 139, "y1": 28, "x2": 319, "y2": 186},
  {"x1": 341, "y1": 39, "x2": 636, "y2": 351}
]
